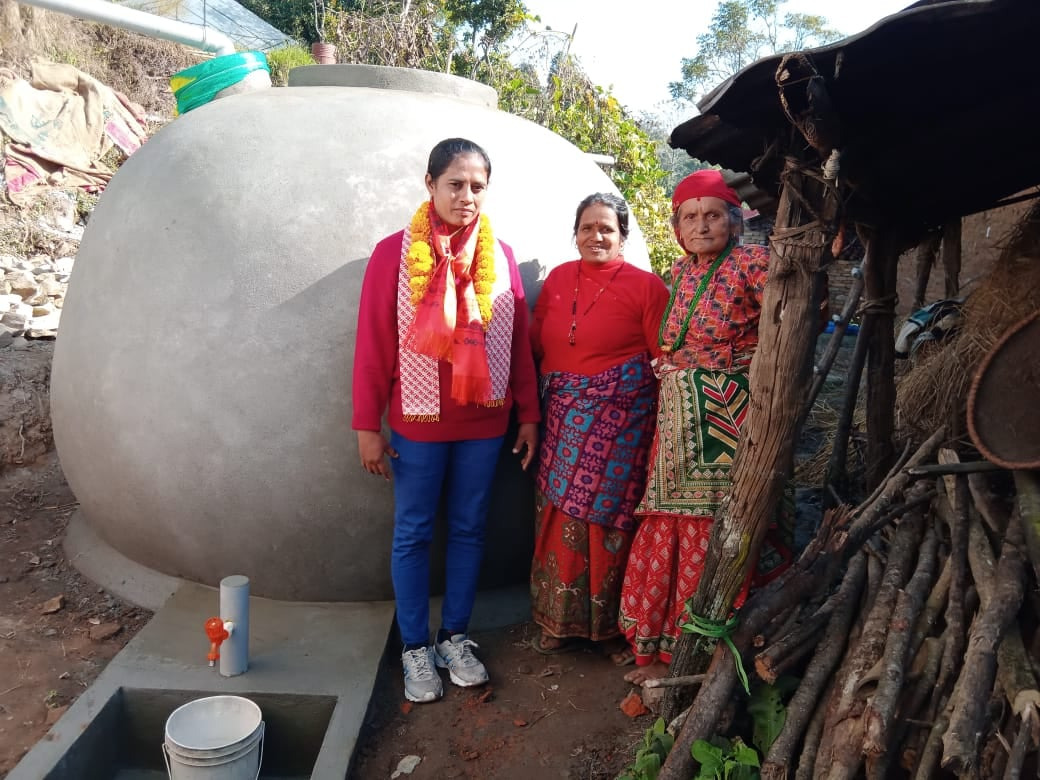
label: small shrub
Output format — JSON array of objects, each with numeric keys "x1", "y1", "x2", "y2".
[{"x1": 266, "y1": 44, "x2": 314, "y2": 86}]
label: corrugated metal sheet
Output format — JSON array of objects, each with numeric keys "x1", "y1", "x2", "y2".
[
  {"x1": 115, "y1": 0, "x2": 293, "y2": 51},
  {"x1": 669, "y1": 0, "x2": 1040, "y2": 232}
]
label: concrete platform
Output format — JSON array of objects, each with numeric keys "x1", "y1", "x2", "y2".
[{"x1": 9, "y1": 580, "x2": 530, "y2": 778}]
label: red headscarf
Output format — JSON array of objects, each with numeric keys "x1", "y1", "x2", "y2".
[{"x1": 671, "y1": 169, "x2": 741, "y2": 212}]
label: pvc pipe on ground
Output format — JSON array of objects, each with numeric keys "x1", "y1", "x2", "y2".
[
  {"x1": 17, "y1": 0, "x2": 236, "y2": 55},
  {"x1": 219, "y1": 575, "x2": 250, "y2": 677}
]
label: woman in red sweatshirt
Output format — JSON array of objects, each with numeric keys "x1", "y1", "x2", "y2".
[{"x1": 352, "y1": 138, "x2": 540, "y2": 704}]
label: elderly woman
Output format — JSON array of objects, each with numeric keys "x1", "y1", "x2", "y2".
[
  {"x1": 528, "y1": 193, "x2": 668, "y2": 662},
  {"x1": 618, "y1": 169, "x2": 793, "y2": 682},
  {"x1": 352, "y1": 138, "x2": 540, "y2": 703}
]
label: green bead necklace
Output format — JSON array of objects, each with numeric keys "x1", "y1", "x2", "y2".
[{"x1": 657, "y1": 241, "x2": 734, "y2": 353}]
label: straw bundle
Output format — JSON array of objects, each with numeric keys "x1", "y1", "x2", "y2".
[{"x1": 897, "y1": 201, "x2": 1040, "y2": 440}]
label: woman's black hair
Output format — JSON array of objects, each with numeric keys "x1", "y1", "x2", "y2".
[
  {"x1": 427, "y1": 138, "x2": 492, "y2": 180},
  {"x1": 573, "y1": 192, "x2": 630, "y2": 240}
]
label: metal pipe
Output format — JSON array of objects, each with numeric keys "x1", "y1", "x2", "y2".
[
  {"x1": 219, "y1": 574, "x2": 250, "y2": 677},
  {"x1": 17, "y1": 0, "x2": 236, "y2": 55}
]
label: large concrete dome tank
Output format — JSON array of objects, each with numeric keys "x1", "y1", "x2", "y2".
[{"x1": 50, "y1": 64, "x2": 651, "y2": 603}]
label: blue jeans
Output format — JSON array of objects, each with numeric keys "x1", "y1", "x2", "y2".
[{"x1": 389, "y1": 432, "x2": 505, "y2": 647}]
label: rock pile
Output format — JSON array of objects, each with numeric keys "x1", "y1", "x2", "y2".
[{"x1": 1, "y1": 190, "x2": 83, "y2": 348}]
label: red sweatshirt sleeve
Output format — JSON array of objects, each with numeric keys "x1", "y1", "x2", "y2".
[
  {"x1": 503, "y1": 242, "x2": 541, "y2": 425},
  {"x1": 351, "y1": 231, "x2": 404, "y2": 431},
  {"x1": 642, "y1": 272, "x2": 670, "y2": 358}
]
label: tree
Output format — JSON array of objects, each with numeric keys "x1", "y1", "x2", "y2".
[{"x1": 669, "y1": 0, "x2": 841, "y2": 103}]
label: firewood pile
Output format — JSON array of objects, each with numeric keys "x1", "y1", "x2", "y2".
[{"x1": 668, "y1": 428, "x2": 1039, "y2": 780}]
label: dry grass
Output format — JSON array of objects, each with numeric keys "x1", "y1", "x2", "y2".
[
  {"x1": 896, "y1": 200, "x2": 1040, "y2": 441},
  {"x1": 796, "y1": 399, "x2": 868, "y2": 488},
  {"x1": 0, "y1": 0, "x2": 201, "y2": 115}
]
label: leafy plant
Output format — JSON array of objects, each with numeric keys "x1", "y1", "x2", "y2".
[
  {"x1": 265, "y1": 44, "x2": 315, "y2": 86},
  {"x1": 691, "y1": 736, "x2": 760, "y2": 780},
  {"x1": 618, "y1": 718, "x2": 675, "y2": 780},
  {"x1": 747, "y1": 676, "x2": 798, "y2": 755}
]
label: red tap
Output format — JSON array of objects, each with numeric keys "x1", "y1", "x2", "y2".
[{"x1": 204, "y1": 616, "x2": 229, "y2": 666}]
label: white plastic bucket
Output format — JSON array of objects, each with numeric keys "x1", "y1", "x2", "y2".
[{"x1": 163, "y1": 695, "x2": 264, "y2": 780}]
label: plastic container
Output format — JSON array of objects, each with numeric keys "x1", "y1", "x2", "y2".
[
  {"x1": 171, "y1": 51, "x2": 271, "y2": 115},
  {"x1": 163, "y1": 695, "x2": 264, "y2": 779}
]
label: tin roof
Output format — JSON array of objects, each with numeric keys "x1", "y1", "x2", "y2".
[{"x1": 669, "y1": 0, "x2": 1040, "y2": 233}]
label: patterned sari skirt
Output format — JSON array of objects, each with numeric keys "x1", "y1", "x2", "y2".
[
  {"x1": 530, "y1": 492, "x2": 633, "y2": 640},
  {"x1": 618, "y1": 367, "x2": 792, "y2": 666},
  {"x1": 531, "y1": 355, "x2": 656, "y2": 640}
]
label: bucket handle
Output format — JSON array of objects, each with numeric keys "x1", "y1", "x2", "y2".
[{"x1": 162, "y1": 721, "x2": 265, "y2": 780}]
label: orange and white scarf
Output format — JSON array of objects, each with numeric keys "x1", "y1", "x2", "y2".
[{"x1": 397, "y1": 203, "x2": 514, "y2": 421}]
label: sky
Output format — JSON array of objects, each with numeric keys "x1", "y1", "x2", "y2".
[{"x1": 519, "y1": 1, "x2": 912, "y2": 119}]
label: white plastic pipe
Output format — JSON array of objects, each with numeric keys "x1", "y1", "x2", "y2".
[
  {"x1": 18, "y1": 0, "x2": 237, "y2": 55},
  {"x1": 219, "y1": 574, "x2": 250, "y2": 677}
]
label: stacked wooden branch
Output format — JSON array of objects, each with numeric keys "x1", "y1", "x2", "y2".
[{"x1": 657, "y1": 431, "x2": 1040, "y2": 780}]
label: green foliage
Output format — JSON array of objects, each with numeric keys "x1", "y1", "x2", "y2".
[
  {"x1": 747, "y1": 676, "x2": 799, "y2": 755},
  {"x1": 493, "y1": 56, "x2": 676, "y2": 276},
  {"x1": 237, "y1": 0, "x2": 323, "y2": 43},
  {"x1": 669, "y1": 0, "x2": 842, "y2": 103},
  {"x1": 618, "y1": 718, "x2": 675, "y2": 780},
  {"x1": 265, "y1": 44, "x2": 314, "y2": 86},
  {"x1": 691, "y1": 736, "x2": 761, "y2": 780}
]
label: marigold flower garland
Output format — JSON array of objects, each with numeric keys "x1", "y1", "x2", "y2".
[{"x1": 405, "y1": 204, "x2": 496, "y2": 328}]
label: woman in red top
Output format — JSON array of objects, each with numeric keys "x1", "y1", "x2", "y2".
[
  {"x1": 528, "y1": 193, "x2": 668, "y2": 661},
  {"x1": 352, "y1": 138, "x2": 540, "y2": 703},
  {"x1": 618, "y1": 169, "x2": 793, "y2": 683}
]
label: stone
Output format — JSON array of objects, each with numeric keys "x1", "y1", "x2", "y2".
[
  {"x1": 5, "y1": 269, "x2": 37, "y2": 298},
  {"x1": 53, "y1": 257, "x2": 75, "y2": 275},
  {"x1": 0, "y1": 254, "x2": 21, "y2": 270},
  {"x1": 38, "y1": 276, "x2": 64, "y2": 297},
  {"x1": 619, "y1": 691, "x2": 649, "y2": 718},
  {"x1": 40, "y1": 595, "x2": 65, "y2": 614},
  {"x1": 45, "y1": 706, "x2": 69, "y2": 725},
  {"x1": 25, "y1": 329, "x2": 57, "y2": 340},
  {"x1": 88, "y1": 622, "x2": 122, "y2": 641},
  {"x1": 29, "y1": 310, "x2": 60, "y2": 331},
  {"x1": 1, "y1": 303, "x2": 32, "y2": 331},
  {"x1": 32, "y1": 303, "x2": 54, "y2": 317}
]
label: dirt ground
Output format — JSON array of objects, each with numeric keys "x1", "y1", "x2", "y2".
[
  {"x1": 0, "y1": 453, "x2": 152, "y2": 776},
  {"x1": 350, "y1": 623, "x2": 651, "y2": 780}
]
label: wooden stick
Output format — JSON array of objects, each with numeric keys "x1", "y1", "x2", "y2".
[
  {"x1": 803, "y1": 260, "x2": 865, "y2": 418},
  {"x1": 794, "y1": 686, "x2": 830, "y2": 780},
  {"x1": 863, "y1": 517, "x2": 939, "y2": 762},
  {"x1": 641, "y1": 674, "x2": 705, "y2": 690},
  {"x1": 942, "y1": 514, "x2": 1028, "y2": 772},
  {"x1": 966, "y1": 517, "x2": 1040, "y2": 719},
  {"x1": 938, "y1": 478, "x2": 970, "y2": 696},
  {"x1": 910, "y1": 554, "x2": 950, "y2": 660},
  {"x1": 761, "y1": 551, "x2": 866, "y2": 779},
  {"x1": 915, "y1": 699, "x2": 951, "y2": 780},
  {"x1": 906, "y1": 461, "x2": 1003, "y2": 476},
  {"x1": 1003, "y1": 706, "x2": 1036, "y2": 780},
  {"x1": 968, "y1": 471, "x2": 1009, "y2": 536},
  {"x1": 814, "y1": 509, "x2": 926, "y2": 779}
]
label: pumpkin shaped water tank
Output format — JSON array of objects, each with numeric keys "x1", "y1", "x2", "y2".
[{"x1": 50, "y1": 64, "x2": 651, "y2": 602}]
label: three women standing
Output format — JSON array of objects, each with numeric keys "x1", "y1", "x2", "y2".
[
  {"x1": 352, "y1": 138, "x2": 540, "y2": 703},
  {"x1": 529, "y1": 193, "x2": 668, "y2": 661}
]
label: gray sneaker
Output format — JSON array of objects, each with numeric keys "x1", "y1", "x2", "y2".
[
  {"x1": 401, "y1": 646, "x2": 443, "y2": 703},
  {"x1": 434, "y1": 634, "x2": 488, "y2": 687}
]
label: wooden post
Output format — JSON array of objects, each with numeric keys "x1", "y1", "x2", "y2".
[
  {"x1": 913, "y1": 230, "x2": 941, "y2": 310},
  {"x1": 864, "y1": 232, "x2": 899, "y2": 489},
  {"x1": 942, "y1": 217, "x2": 962, "y2": 298},
  {"x1": 659, "y1": 160, "x2": 833, "y2": 728}
]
